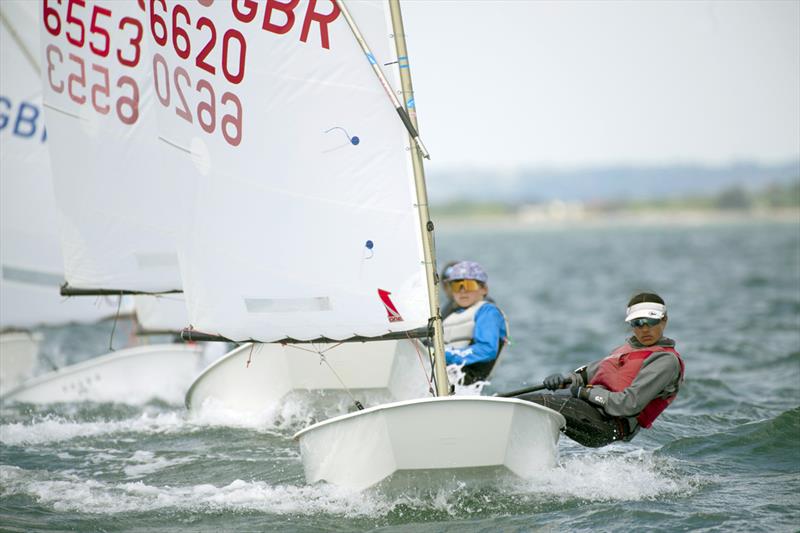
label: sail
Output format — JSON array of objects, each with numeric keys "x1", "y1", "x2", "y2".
[
  {"x1": 0, "y1": 0, "x2": 117, "y2": 328},
  {"x1": 39, "y1": 0, "x2": 188, "y2": 295},
  {"x1": 151, "y1": 1, "x2": 429, "y2": 341},
  {"x1": 133, "y1": 294, "x2": 189, "y2": 333}
]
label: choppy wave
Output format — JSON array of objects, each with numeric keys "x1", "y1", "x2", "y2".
[
  {"x1": 0, "y1": 465, "x2": 386, "y2": 517},
  {"x1": 659, "y1": 407, "x2": 800, "y2": 473},
  {"x1": 527, "y1": 448, "x2": 700, "y2": 501},
  {"x1": 0, "y1": 446, "x2": 698, "y2": 519},
  {"x1": 0, "y1": 411, "x2": 189, "y2": 446}
]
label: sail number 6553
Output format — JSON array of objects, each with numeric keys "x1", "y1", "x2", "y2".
[{"x1": 43, "y1": 0, "x2": 143, "y2": 68}]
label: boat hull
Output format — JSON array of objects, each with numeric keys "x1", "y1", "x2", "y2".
[
  {"x1": 1, "y1": 344, "x2": 205, "y2": 404},
  {"x1": 185, "y1": 339, "x2": 431, "y2": 412},
  {"x1": 293, "y1": 396, "x2": 565, "y2": 490}
]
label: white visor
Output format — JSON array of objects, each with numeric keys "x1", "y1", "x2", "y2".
[{"x1": 625, "y1": 302, "x2": 666, "y2": 322}]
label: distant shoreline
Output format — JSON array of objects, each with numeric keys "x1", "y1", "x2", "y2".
[{"x1": 432, "y1": 207, "x2": 800, "y2": 230}]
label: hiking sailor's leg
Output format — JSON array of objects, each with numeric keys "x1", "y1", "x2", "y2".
[{"x1": 517, "y1": 392, "x2": 625, "y2": 447}]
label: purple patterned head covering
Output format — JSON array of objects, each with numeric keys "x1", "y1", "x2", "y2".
[{"x1": 447, "y1": 261, "x2": 488, "y2": 284}]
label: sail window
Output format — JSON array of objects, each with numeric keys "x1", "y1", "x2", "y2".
[
  {"x1": 244, "y1": 297, "x2": 331, "y2": 313},
  {"x1": 135, "y1": 253, "x2": 179, "y2": 269}
]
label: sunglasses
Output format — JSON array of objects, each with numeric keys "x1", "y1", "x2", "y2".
[
  {"x1": 449, "y1": 279, "x2": 482, "y2": 292},
  {"x1": 629, "y1": 317, "x2": 662, "y2": 328}
]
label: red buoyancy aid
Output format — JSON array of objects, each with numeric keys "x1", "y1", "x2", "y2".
[{"x1": 589, "y1": 343, "x2": 684, "y2": 428}]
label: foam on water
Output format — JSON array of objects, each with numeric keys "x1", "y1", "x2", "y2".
[
  {"x1": 515, "y1": 448, "x2": 701, "y2": 501},
  {"x1": 187, "y1": 389, "x2": 428, "y2": 434},
  {"x1": 187, "y1": 395, "x2": 351, "y2": 435},
  {"x1": 122, "y1": 450, "x2": 195, "y2": 479},
  {"x1": 0, "y1": 410, "x2": 188, "y2": 446},
  {"x1": 0, "y1": 465, "x2": 389, "y2": 517},
  {"x1": 1, "y1": 390, "x2": 397, "y2": 448},
  {"x1": 0, "y1": 447, "x2": 700, "y2": 519},
  {"x1": 187, "y1": 398, "x2": 294, "y2": 432}
]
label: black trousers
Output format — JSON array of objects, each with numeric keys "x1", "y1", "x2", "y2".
[{"x1": 517, "y1": 392, "x2": 630, "y2": 448}]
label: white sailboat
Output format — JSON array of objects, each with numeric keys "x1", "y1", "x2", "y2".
[
  {"x1": 2, "y1": 0, "x2": 207, "y2": 404},
  {"x1": 0, "y1": 0, "x2": 121, "y2": 395},
  {"x1": 146, "y1": 0, "x2": 564, "y2": 489},
  {"x1": 291, "y1": 0, "x2": 565, "y2": 490},
  {"x1": 184, "y1": 339, "x2": 430, "y2": 413}
]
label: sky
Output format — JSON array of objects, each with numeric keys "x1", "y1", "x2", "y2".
[{"x1": 400, "y1": 0, "x2": 800, "y2": 171}]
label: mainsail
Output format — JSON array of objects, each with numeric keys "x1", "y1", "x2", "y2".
[
  {"x1": 150, "y1": 0, "x2": 430, "y2": 342},
  {"x1": 37, "y1": 0, "x2": 198, "y2": 335},
  {"x1": 0, "y1": 0, "x2": 117, "y2": 328},
  {"x1": 40, "y1": 0, "x2": 187, "y2": 296}
]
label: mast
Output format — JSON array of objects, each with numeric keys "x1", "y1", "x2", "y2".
[{"x1": 387, "y1": 0, "x2": 450, "y2": 397}]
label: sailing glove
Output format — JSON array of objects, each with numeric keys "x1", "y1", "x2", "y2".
[{"x1": 543, "y1": 373, "x2": 569, "y2": 390}]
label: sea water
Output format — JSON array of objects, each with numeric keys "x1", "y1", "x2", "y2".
[{"x1": 1, "y1": 220, "x2": 798, "y2": 531}]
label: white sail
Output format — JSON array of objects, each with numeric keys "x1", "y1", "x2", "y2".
[
  {"x1": 133, "y1": 295, "x2": 190, "y2": 333},
  {"x1": 0, "y1": 0, "x2": 117, "y2": 329},
  {"x1": 40, "y1": 0, "x2": 186, "y2": 295},
  {"x1": 3, "y1": 0, "x2": 209, "y2": 404},
  {"x1": 150, "y1": 0, "x2": 428, "y2": 341}
]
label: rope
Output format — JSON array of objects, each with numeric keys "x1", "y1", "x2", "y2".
[
  {"x1": 245, "y1": 343, "x2": 256, "y2": 368},
  {"x1": 405, "y1": 330, "x2": 435, "y2": 397},
  {"x1": 425, "y1": 317, "x2": 443, "y2": 395},
  {"x1": 108, "y1": 293, "x2": 123, "y2": 351},
  {"x1": 285, "y1": 343, "x2": 363, "y2": 410}
]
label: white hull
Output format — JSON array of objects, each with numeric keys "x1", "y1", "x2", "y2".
[
  {"x1": 0, "y1": 331, "x2": 41, "y2": 394},
  {"x1": 185, "y1": 339, "x2": 431, "y2": 412},
  {"x1": 1, "y1": 344, "x2": 205, "y2": 405},
  {"x1": 293, "y1": 396, "x2": 566, "y2": 491}
]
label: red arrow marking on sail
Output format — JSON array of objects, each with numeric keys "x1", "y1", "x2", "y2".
[{"x1": 378, "y1": 289, "x2": 404, "y2": 323}]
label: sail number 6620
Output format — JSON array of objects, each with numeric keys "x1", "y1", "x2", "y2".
[{"x1": 149, "y1": 0, "x2": 246, "y2": 86}]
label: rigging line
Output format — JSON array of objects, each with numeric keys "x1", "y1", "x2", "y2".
[
  {"x1": 425, "y1": 317, "x2": 441, "y2": 393},
  {"x1": 405, "y1": 331, "x2": 434, "y2": 397},
  {"x1": 284, "y1": 344, "x2": 320, "y2": 355},
  {"x1": 246, "y1": 342, "x2": 256, "y2": 368},
  {"x1": 315, "y1": 348, "x2": 364, "y2": 411},
  {"x1": 108, "y1": 292, "x2": 123, "y2": 352},
  {"x1": 319, "y1": 341, "x2": 345, "y2": 355},
  {"x1": 285, "y1": 341, "x2": 345, "y2": 356},
  {"x1": 282, "y1": 342, "x2": 362, "y2": 409},
  {"x1": 39, "y1": 351, "x2": 60, "y2": 372}
]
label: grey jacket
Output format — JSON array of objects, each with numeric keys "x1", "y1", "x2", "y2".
[{"x1": 567, "y1": 336, "x2": 682, "y2": 436}]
